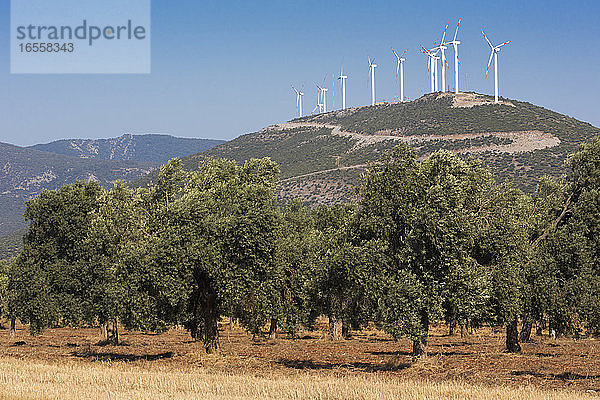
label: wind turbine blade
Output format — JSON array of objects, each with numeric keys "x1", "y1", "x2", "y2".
[
  {"x1": 392, "y1": 47, "x2": 399, "y2": 59},
  {"x1": 486, "y1": 50, "x2": 494, "y2": 77},
  {"x1": 396, "y1": 61, "x2": 400, "y2": 77},
  {"x1": 400, "y1": 49, "x2": 407, "y2": 58},
  {"x1": 441, "y1": 21, "x2": 449, "y2": 44},
  {"x1": 482, "y1": 29, "x2": 493, "y2": 49},
  {"x1": 453, "y1": 17, "x2": 462, "y2": 42},
  {"x1": 496, "y1": 40, "x2": 512, "y2": 49}
]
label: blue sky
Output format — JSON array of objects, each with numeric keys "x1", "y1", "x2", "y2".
[{"x1": 1, "y1": 0, "x2": 599, "y2": 146}]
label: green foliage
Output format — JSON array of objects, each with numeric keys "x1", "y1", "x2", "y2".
[
  {"x1": 8, "y1": 181, "x2": 104, "y2": 334},
  {"x1": 143, "y1": 157, "x2": 281, "y2": 349},
  {"x1": 269, "y1": 200, "x2": 321, "y2": 335},
  {"x1": 7, "y1": 135, "x2": 600, "y2": 357},
  {"x1": 357, "y1": 145, "x2": 501, "y2": 348},
  {"x1": 311, "y1": 204, "x2": 385, "y2": 335}
]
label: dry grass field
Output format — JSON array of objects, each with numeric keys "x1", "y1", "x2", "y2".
[{"x1": 0, "y1": 319, "x2": 599, "y2": 399}]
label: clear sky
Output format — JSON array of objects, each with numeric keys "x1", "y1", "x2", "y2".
[{"x1": 1, "y1": 0, "x2": 599, "y2": 146}]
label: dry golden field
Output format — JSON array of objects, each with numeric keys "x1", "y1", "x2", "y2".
[{"x1": 0, "y1": 319, "x2": 599, "y2": 399}]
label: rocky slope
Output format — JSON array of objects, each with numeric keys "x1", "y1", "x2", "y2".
[{"x1": 30, "y1": 134, "x2": 224, "y2": 164}]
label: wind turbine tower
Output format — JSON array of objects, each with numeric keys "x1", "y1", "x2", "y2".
[
  {"x1": 316, "y1": 84, "x2": 328, "y2": 112},
  {"x1": 421, "y1": 46, "x2": 437, "y2": 93},
  {"x1": 312, "y1": 85, "x2": 322, "y2": 114},
  {"x1": 445, "y1": 17, "x2": 462, "y2": 94},
  {"x1": 482, "y1": 29, "x2": 511, "y2": 103},
  {"x1": 291, "y1": 85, "x2": 304, "y2": 117},
  {"x1": 392, "y1": 48, "x2": 407, "y2": 102},
  {"x1": 338, "y1": 67, "x2": 348, "y2": 110},
  {"x1": 433, "y1": 53, "x2": 440, "y2": 92},
  {"x1": 368, "y1": 57, "x2": 377, "y2": 106}
]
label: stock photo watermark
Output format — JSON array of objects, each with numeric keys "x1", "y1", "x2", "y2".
[{"x1": 11, "y1": 0, "x2": 151, "y2": 74}]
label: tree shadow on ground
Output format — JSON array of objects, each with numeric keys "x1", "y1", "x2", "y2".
[
  {"x1": 511, "y1": 371, "x2": 600, "y2": 380},
  {"x1": 72, "y1": 350, "x2": 174, "y2": 362},
  {"x1": 369, "y1": 349, "x2": 472, "y2": 356},
  {"x1": 276, "y1": 359, "x2": 411, "y2": 372}
]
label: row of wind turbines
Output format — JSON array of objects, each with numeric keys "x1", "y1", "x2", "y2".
[{"x1": 291, "y1": 18, "x2": 511, "y2": 118}]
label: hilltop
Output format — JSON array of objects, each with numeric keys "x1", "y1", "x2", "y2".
[{"x1": 174, "y1": 92, "x2": 599, "y2": 204}]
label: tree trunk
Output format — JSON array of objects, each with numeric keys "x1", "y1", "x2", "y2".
[
  {"x1": 536, "y1": 321, "x2": 543, "y2": 336},
  {"x1": 449, "y1": 320, "x2": 456, "y2": 336},
  {"x1": 112, "y1": 319, "x2": 119, "y2": 345},
  {"x1": 412, "y1": 311, "x2": 429, "y2": 358},
  {"x1": 192, "y1": 268, "x2": 220, "y2": 354},
  {"x1": 200, "y1": 274, "x2": 219, "y2": 354},
  {"x1": 520, "y1": 316, "x2": 532, "y2": 343},
  {"x1": 9, "y1": 317, "x2": 15, "y2": 337},
  {"x1": 329, "y1": 314, "x2": 342, "y2": 341},
  {"x1": 342, "y1": 319, "x2": 351, "y2": 339},
  {"x1": 203, "y1": 308, "x2": 218, "y2": 353},
  {"x1": 100, "y1": 321, "x2": 109, "y2": 341},
  {"x1": 412, "y1": 337, "x2": 427, "y2": 358},
  {"x1": 268, "y1": 318, "x2": 277, "y2": 340},
  {"x1": 506, "y1": 318, "x2": 521, "y2": 353}
]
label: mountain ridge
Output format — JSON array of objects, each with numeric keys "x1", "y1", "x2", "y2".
[
  {"x1": 29, "y1": 133, "x2": 225, "y2": 164},
  {"x1": 0, "y1": 134, "x2": 224, "y2": 240}
]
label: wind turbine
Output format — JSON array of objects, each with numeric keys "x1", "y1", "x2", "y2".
[
  {"x1": 312, "y1": 85, "x2": 322, "y2": 114},
  {"x1": 431, "y1": 22, "x2": 450, "y2": 92},
  {"x1": 482, "y1": 29, "x2": 511, "y2": 103},
  {"x1": 291, "y1": 85, "x2": 304, "y2": 117},
  {"x1": 338, "y1": 66, "x2": 348, "y2": 110},
  {"x1": 315, "y1": 75, "x2": 328, "y2": 113},
  {"x1": 444, "y1": 17, "x2": 462, "y2": 94},
  {"x1": 392, "y1": 48, "x2": 407, "y2": 102},
  {"x1": 421, "y1": 46, "x2": 438, "y2": 93},
  {"x1": 368, "y1": 57, "x2": 377, "y2": 106}
]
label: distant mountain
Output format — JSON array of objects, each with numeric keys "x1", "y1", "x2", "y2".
[
  {"x1": 0, "y1": 142, "x2": 156, "y2": 237},
  {"x1": 0, "y1": 134, "x2": 224, "y2": 256},
  {"x1": 0, "y1": 228, "x2": 26, "y2": 260},
  {"x1": 30, "y1": 134, "x2": 225, "y2": 164},
  {"x1": 143, "y1": 92, "x2": 599, "y2": 205}
]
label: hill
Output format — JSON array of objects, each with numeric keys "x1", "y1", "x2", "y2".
[
  {"x1": 0, "y1": 142, "x2": 156, "y2": 237},
  {"x1": 29, "y1": 134, "x2": 225, "y2": 164},
  {"x1": 0, "y1": 134, "x2": 225, "y2": 256},
  {"x1": 168, "y1": 92, "x2": 599, "y2": 204}
]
